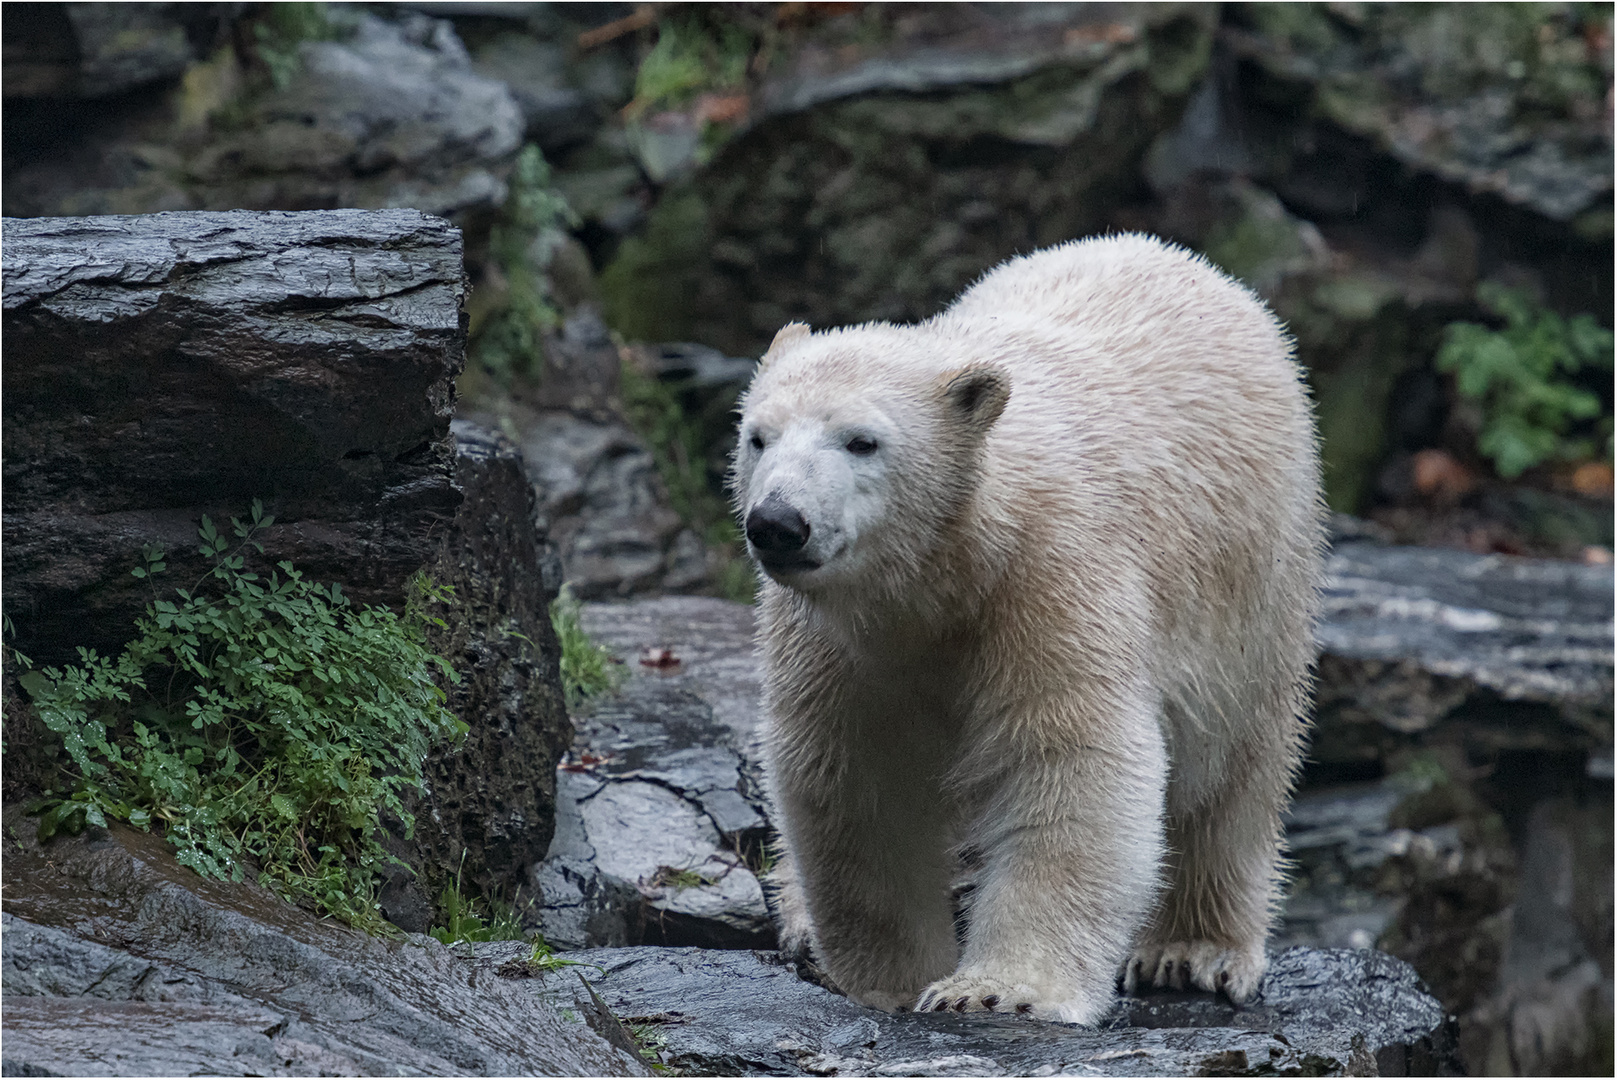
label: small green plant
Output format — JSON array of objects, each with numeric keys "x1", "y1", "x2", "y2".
[
  {"x1": 428, "y1": 852, "x2": 527, "y2": 945},
  {"x1": 430, "y1": 853, "x2": 492, "y2": 945},
  {"x1": 618, "y1": 361, "x2": 755, "y2": 604},
  {"x1": 549, "y1": 586, "x2": 623, "y2": 710},
  {"x1": 526, "y1": 935, "x2": 601, "y2": 974},
  {"x1": 626, "y1": 14, "x2": 754, "y2": 120},
  {"x1": 650, "y1": 864, "x2": 717, "y2": 891},
  {"x1": 628, "y1": 1020, "x2": 672, "y2": 1069},
  {"x1": 469, "y1": 144, "x2": 577, "y2": 383},
  {"x1": 1436, "y1": 282, "x2": 1613, "y2": 479},
  {"x1": 19, "y1": 502, "x2": 463, "y2": 933}
]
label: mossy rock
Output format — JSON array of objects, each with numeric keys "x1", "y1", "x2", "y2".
[{"x1": 600, "y1": 10, "x2": 1215, "y2": 356}]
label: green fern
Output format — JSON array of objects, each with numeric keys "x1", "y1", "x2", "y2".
[{"x1": 1437, "y1": 283, "x2": 1613, "y2": 479}]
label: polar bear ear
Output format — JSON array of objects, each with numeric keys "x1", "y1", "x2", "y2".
[
  {"x1": 943, "y1": 365, "x2": 1010, "y2": 434},
  {"x1": 758, "y1": 322, "x2": 812, "y2": 371}
]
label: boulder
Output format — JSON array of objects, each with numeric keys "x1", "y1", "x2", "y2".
[
  {"x1": 380, "y1": 421, "x2": 574, "y2": 931},
  {"x1": 1, "y1": 209, "x2": 466, "y2": 670},
  {"x1": 485, "y1": 943, "x2": 1459, "y2": 1076},
  {"x1": 1222, "y1": 5, "x2": 1613, "y2": 229},
  {"x1": 2, "y1": 3, "x2": 229, "y2": 100},
  {"x1": 599, "y1": 4, "x2": 1219, "y2": 354},
  {"x1": 0, "y1": 807, "x2": 646, "y2": 1077},
  {"x1": 3, "y1": 11, "x2": 524, "y2": 222}
]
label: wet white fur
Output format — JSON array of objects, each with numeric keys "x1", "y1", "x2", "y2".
[{"x1": 733, "y1": 234, "x2": 1325, "y2": 1024}]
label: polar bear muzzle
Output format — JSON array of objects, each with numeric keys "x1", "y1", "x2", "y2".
[{"x1": 745, "y1": 494, "x2": 816, "y2": 571}]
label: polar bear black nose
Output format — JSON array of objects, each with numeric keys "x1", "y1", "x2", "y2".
[{"x1": 746, "y1": 496, "x2": 810, "y2": 553}]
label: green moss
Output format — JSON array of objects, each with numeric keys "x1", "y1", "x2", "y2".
[{"x1": 599, "y1": 189, "x2": 709, "y2": 344}]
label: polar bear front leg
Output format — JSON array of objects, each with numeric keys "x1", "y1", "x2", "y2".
[
  {"x1": 763, "y1": 846, "x2": 817, "y2": 961},
  {"x1": 918, "y1": 716, "x2": 1168, "y2": 1024},
  {"x1": 777, "y1": 777, "x2": 959, "y2": 1012}
]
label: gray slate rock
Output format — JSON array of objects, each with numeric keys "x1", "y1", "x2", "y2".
[
  {"x1": 599, "y1": 6, "x2": 1218, "y2": 355},
  {"x1": 1224, "y1": 6, "x2": 1612, "y2": 223},
  {"x1": 5, "y1": 12, "x2": 523, "y2": 222},
  {"x1": 534, "y1": 674, "x2": 773, "y2": 951},
  {"x1": 470, "y1": 32, "x2": 601, "y2": 152},
  {"x1": 579, "y1": 596, "x2": 766, "y2": 747},
  {"x1": 0, "y1": 809, "x2": 646, "y2": 1077},
  {"x1": 1, "y1": 209, "x2": 466, "y2": 671},
  {"x1": 2, "y1": 3, "x2": 223, "y2": 100},
  {"x1": 381, "y1": 421, "x2": 574, "y2": 928},
  {"x1": 466, "y1": 396, "x2": 714, "y2": 599},
  {"x1": 1314, "y1": 539, "x2": 1613, "y2": 767},
  {"x1": 1276, "y1": 775, "x2": 1443, "y2": 953},
  {"x1": 483, "y1": 944, "x2": 1458, "y2": 1077},
  {"x1": 530, "y1": 599, "x2": 771, "y2": 953}
]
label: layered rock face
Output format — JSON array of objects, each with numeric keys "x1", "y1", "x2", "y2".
[
  {"x1": 3, "y1": 10, "x2": 524, "y2": 222},
  {"x1": 1, "y1": 209, "x2": 466, "y2": 667},
  {"x1": 602, "y1": 4, "x2": 1220, "y2": 354},
  {"x1": 2, "y1": 210, "x2": 575, "y2": 925}
]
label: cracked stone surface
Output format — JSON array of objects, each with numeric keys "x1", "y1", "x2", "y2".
[
  {"x1": 1312, "y1": 538, "x2": 1613, "y2": 768},
  {"x1": 531, "y1": 603, "x2": 773, "y2": 950},
  {"x1": 479, "y1": 943, "x2": 1458, "y2": 1077},
  {"x1": 0, "y1": 813, "x2": 645, "y2": 1077}
]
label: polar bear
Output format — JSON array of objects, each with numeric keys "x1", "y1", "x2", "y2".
[{"x1": 731, "y1": 234, "x2": 1325, "y2": 1024}]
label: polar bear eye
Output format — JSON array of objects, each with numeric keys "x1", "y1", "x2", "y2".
[
  {"x1": 749, "y1": 433, "x2": 765, "y2": 451},
  {"x1": 846, "y1": 436, "x2": 878, "y2": 456}
]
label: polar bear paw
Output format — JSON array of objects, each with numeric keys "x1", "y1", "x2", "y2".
[
  {"x1": 914, "y1": 973, "x2": 1104, "y2": 1024},
  {"x1": 1120, "y1": 940, "x2": 1266, "y2": 1004}
]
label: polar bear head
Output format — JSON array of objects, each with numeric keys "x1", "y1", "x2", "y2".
[{"x1": 733, "y1": 321, "x2": 1010, "y2": 597}]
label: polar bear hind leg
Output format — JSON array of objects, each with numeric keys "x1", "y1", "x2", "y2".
[{"x1": 1122, "y1": 688, "x2": 1304, "y2": 1004}]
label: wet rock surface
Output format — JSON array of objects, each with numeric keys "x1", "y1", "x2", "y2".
[
  {"x1": 380, "y1": 421, "x2": 574, "y2": 930},
  {"x1": 532, "y1": 598, "x2": 772, "y2": 950},
  {"x1": 0, "y1": 807, "x2": 646, "y2": 1077},
  {"x1": 2, "y1": 4, "x2": 231, "y2": 101},
  {"x1": 1223, "y1": 5, "x2": 1613, "y2": 226},
  {"x1": 1, "y1": 209, "x2": 466, "y2": 669},
  {"x1": 602, "y1": 5, "x2": 1219, "y2": 354},
  {"x1": 483, "y1": 943, "x2": 1457, "y2": 1077},
  {"x1": 4, "y1": 10, "x2": 524, "y2": 221},
  {"x1": 1313, "y1": 537, "x2": 1613, "y2": 767},
  {"x1": 459, "y1": 312, "x2": 729, "y2": 599}
]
